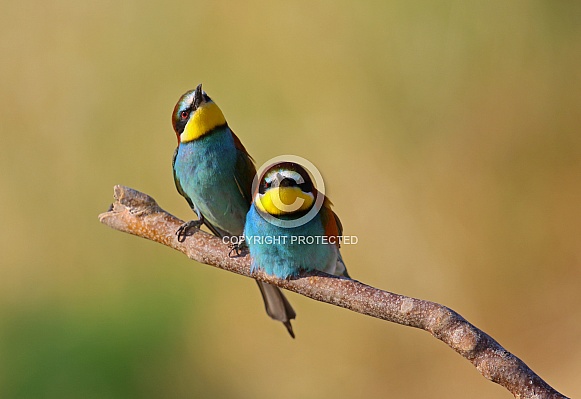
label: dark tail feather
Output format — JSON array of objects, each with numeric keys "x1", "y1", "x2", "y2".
[{"x1": 256, "y1": 281, "x2": 296, "y2": 338}]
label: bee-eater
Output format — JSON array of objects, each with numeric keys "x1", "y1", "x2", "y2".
[
  {"x1": 244, "y1": 161, "x2": 350, "y2": 280},
  {"x1": 171, "y1": 84, "x2": 296, "y2": 337}
]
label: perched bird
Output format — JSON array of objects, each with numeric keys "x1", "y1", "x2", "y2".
[
  {"x1": 244, "y1": 162, "x2": 350, "y2": 280},
  {"x1": 171, "y1": 84, "x2": 296, "y2": 337}
]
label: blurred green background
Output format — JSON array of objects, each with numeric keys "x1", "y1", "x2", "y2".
[{"x1": 1, "y1": 1, "x2": 580, "y2": 398}]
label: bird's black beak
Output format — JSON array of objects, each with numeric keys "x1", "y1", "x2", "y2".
[{"x1": 193, "y1": 83, "x2": 204, "y2": 109}]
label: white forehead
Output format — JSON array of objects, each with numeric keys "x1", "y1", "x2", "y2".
[
  {"x1": 180, "y1": 89, "x2": 208, "y2": 109},
  {"x1": 264, "y1": 169, "x2": 304, "y2": 183},
  {"x1": 179, "y1": 91, "x2": 195, "y2": 109}
]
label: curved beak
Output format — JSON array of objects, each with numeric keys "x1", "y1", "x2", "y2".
[{"x1": 193, "y1": 83, "x2": 204, "y2": 109}]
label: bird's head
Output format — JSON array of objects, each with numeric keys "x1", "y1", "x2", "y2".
[
  {"x1": 172, "y1": 84, "x2": 227, "y2": 143},
  {"x1": 254, "y1": 162, "x2": 317, "y2": 217}
]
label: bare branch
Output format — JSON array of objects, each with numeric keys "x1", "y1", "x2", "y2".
[{"x1": 99, "y1": 185, "x2": 568, "y2": 399}]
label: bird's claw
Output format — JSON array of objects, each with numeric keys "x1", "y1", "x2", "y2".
[
  {"x1": 176, "y1": 219, "x2": 204, "y2": 242},
  {"x1": 228, "y1": 240, "x2": 247, "y2": 258}
]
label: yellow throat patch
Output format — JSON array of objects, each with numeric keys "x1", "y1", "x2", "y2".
[
  {"x1": 256, "y1": 187, "x2": 315, "y2": 216},
  {"x1": 180, "y1": 102, "x2": 227, "y2": 142}
]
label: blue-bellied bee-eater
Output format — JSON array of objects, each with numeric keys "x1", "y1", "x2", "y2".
[
  {"x1": 171, "y1": 84, "x2": 296, "y2": 337},
  {"x1": 244, "y1": 161, "x2": 350, "y2": 280}
]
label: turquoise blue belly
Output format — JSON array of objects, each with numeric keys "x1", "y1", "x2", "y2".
[
  {"x1": 174, "y1": 129, "x2": 248, "y2": 236},
  {"x1": 244, "y1": 206, "x2": 335, "y2": 279}
]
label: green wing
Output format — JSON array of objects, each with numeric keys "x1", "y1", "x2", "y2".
[{"x1": 231, "y1": 131, "x2": 257, "y2": 206}]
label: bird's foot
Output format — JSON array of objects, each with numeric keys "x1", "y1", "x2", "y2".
[
  {"x1": 176, "y1": 219, "x2": 204, "y2": 242},
  {"x1": 228, "y1": 239, "x2": 247, "y2": 258}
]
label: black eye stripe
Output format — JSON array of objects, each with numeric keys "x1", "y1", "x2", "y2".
[
  {"x1": 258, "y1": 178, "x2": 314, "y2": 194},
  {"x1": 278, "y1": 178, "x2": 296, "y2": 188},
  {"x1": 258, "y1": 180, "x2": 271, "y2": 194},
  {"x1": 298, "y1": 181, "x2": 313, "y2": 192},
  {"x1": 174, "y1": 109, "x2": 190, "y2": 134}
]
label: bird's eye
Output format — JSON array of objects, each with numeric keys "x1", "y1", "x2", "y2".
[
  {"x1": 259, "y1": 180, "x2": 271, "y2": 194},
  {"x1": 180, "y1": 110, "x2": 189, "y2": 120}
]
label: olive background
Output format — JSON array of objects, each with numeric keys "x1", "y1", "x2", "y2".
[{"x1": 1, "y1": 1, "x2": 580, "y2": 398}]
